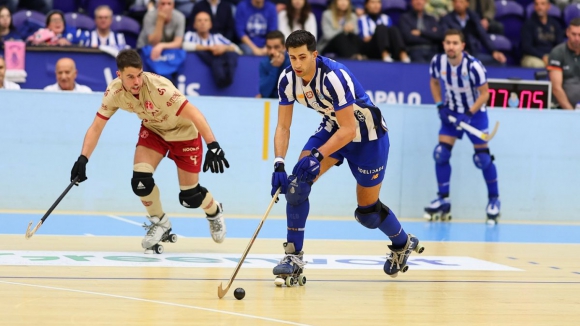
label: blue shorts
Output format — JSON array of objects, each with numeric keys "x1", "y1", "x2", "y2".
[
  {"x1": 302, "y1": 125, "x2": 389, "y2": 187},
  {"x1": 440, "y1": 112, "x2": 489, "y2": 145}
]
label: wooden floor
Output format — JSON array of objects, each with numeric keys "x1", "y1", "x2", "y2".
[{"x1": 1, "y1": 235, "x2": 579, "y2": 325}]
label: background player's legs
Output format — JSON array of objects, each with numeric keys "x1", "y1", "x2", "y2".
[
  {"x1": 436, "y1": 135, "x2": 457, "y2": 197},
  {"x1": 176, "y1": 168, "x2": 225, "y2": 243}
]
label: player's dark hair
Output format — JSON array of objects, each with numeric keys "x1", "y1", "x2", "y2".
[
  {"x1": 444, "y1": 29, "x2": 465, "y2": 43},
  {"x1": 266, "y1": 30, "x2": 286, "y2": 44},
  {"x1": 570, "y1": 17, "x2": 580, "y2": 27},
  {"x1": 116, "y1": 49, "x2": 143, "y2": 71},
  {"x1": 285, "y1": 30, "x2": 317, "y2": 52}
]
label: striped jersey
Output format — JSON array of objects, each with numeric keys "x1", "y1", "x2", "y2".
[
  {"x1": 278, "y1": 55, "x2": 387, "y2": 142},
  {"x1": 183, "y1": 31, "x2": 232, "y2": 46},
  {"x1": 358, "y1": 14, "x2": 392, "y2": 38},
  {"x1": 429, "y1": 52, "x2": 488, "y2": 113},
  {"x1": 87, "y1": 30, "x2": 127, "y2": 48}
]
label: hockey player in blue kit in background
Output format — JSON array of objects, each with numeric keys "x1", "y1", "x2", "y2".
[
  {"x1": 269, "y1": 30, "x2": 424, "y2": 286},
  {"x1": 425, "y1": 29, "x2": 501, "y2": 225}
]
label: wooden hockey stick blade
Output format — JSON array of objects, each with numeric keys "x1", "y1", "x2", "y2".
[
  {"x1": 217, "y1": 188, "x2": 282, "y2": 299},
  {"x1": 484, "y1": 121, "x2": 500, "y2": 141},
  {"x1": 25, "y1": 220, "x2": 43, "y2": 239}
]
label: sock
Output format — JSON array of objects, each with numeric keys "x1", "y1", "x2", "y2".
[
  {"x1": 436, "y1": 143, "x2": 452, "y2": 196},
  {"x1": 139, "y1": 185, "x2": 164, "y2": 217},
  {"x1": 180, "y1": 184, "x2": 219, "y2": 216},
  {"x1": 378, "y1": 207, "x2": 408, "y2": 249},
  {"x1": 478, "y1": 151, "x2": 499, "y2": 198},
  {"x1": 286, "y1": 199, "x2": 309, "y2": 252}
]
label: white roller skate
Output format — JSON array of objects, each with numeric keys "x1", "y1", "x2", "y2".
[
  {"x1": 273, "y1": 242, "x2": 307, "y2": 287},
  {"x1": 384, "y1": 233, "x2": 424, "y2": 278},
  {"x1": 207, "y1": 201, "x2": 226, "y2": 243},
  {"x1": 142, "y1": 214, "x2": 177, "y2": 254},
  {"x1": 486, "y1": 197, "x2": 501, "y2": 225},
  {"x1": 423, "y1": 196, "x2": 452, "y2": 221}
]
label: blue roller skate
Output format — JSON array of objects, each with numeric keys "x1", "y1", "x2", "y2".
[
  {"x1": 384, "y1": 234, "x2": 424, "y2": 278},
  {"x1": 486, "y1": 197, "x2": 501, "y2": 225},
  {"x1": 273, "y1": 242, "x2": 307, "y2": 287},
  {"x1": 424, "y1": 196, "x2": 452, "y2": 221}
]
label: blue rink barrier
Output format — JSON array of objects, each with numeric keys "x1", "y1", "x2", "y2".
[
  {"x1": 18, "y1": 49, "x2": 539, "y2": 104},
  {"x1": 1, "y1": 90, "x2": 579, "y2": 221}
]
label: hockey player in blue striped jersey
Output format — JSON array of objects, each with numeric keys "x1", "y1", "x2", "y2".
[
  {"x1": 270, "y1": 30, "x2": 424, "y2": 285},
  {"x1": 427, "y1": 29, "x2": 501, "y2": 225}
]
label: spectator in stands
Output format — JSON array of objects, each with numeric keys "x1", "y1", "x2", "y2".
[
  {"x1": 521, "y1": 0, "x2": 563, "y2": 68},
  {"x1": 270, "y1": 0, "x2": 287, "y2": 13},
  {"x1": 0, "y1": 55, "x2": 20, "y2": 89},
  {"x1": 547, "y1": 18, "x2": 580, "y2": 109},
  {"x1": 440, "y1": 0, "x2": 506, "y2": 65},
  {"x1": 0, "y1": 5, "x2": 22, "y2": 49},
  {"x1": 469, "y1": 0, "x2": 503, "y2": 35},
  {"x1": 351, "y1": 0, "x2": 366, "y2": 17},
  {"x1": 0, "y1": 1, "x2": 17, "y2": 13},
  {"x1": 235, "y1": 0, "x2": 278, "y2": 55},
  {"x1": 257, "y1": 30, "x2": 290, "y2": 98},
  {"x1": 88, "y1": 5, "x2": 129, "y2": 50},
  {"x1": 188, "y1": 0, "x2": 236, "y2": 42},
  {"x1": 319, "y1": 0, "x2": 364, "y2": 59},
  {"x1": 137, "y1": 0, "x2": 186, "y2": 59},
  {"x1": 359, "y1": 0, "x2": 410, "y2": 62},
  {"x1": 183, "y1": 11, "x2": 239, "y2": 87},
  {"x1": 399, "y1": 0, "x2": 443, "y2": 63},
  {"x1": 26, "y1": 10, "x2": 89, "y2": 47},
  {"x1": 278, "y1": 0, "x2": 318, "y2": 40},
  {"x1": 44, "y1": 57, "x2": 92, "y2": 92},
  {"x1": 425, "y1": 0, "x2": 453, "y2": 20}
]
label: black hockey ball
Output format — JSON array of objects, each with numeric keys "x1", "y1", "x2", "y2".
[{"x1": 234, "y1": 288, "x2": 245, "y2": 300}]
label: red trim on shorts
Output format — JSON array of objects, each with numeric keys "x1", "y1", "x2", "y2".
[
  {"x1": 96, "y1": 112, "x2": 110, "y2": 120},
  {"x1": 176, "y1": 100, "x2": 189, "y2": 116},
  {"x1": 547, "y1": 66, "x2": 562, "y2": 71}
]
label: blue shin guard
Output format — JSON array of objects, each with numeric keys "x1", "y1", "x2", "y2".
[
  {"x1": 433, "y1": 143, "x2": 452, "y2": 196},
  {"x1": 473, "y1": 149, "x2": 499, "y2": 198},
  {"x1": 285, "y1": 176, "x2": 311, "y2": 252},
  {"x1": 355, "y1": 201, "x2": 408, "y2": 248}
]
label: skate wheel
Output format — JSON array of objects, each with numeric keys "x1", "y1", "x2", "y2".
[
  {"x1": 285, "y1": 277, "x2": 294, "y2": 287},
  {"x1": 169, "y1": 234, "x2": 177, "y2": 243},
  {"x1": 423, "y1": 213, "x2": 434, "y2": 221},
  {"x1": 402, "y1": 265, "x2": 409, "y2": 273},
  {"x1": 415, "y1": 245, "x2": 425, "y2": 254},
  {"x1": 441, "y1": 213, "x2": 451, "y2": 222},
  {"x1": 154, "y1": 244, "x2": 164, "y2": 254},
  {"x1": 298, "y1": 275, "x2": 306, "y2": 286},
  {"x1": 274, "y1": 277, "x2": 284, "y2": 287}
]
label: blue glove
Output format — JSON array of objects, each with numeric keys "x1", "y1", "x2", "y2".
[
  {"x1": 292, "y1": 148, "x2": 323, "y2": 183},
  {"x1": 453, "y1": 111, "x2": 473, "y2": 127},
  {"x1": 271, "y1": 161, "x2": 288, "y2": 202},
  {"x1": 437, "y1": 102, "x2": 453, "y2": 125}
]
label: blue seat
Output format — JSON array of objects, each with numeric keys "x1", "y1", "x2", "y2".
[
  {"x1": 64, "y1": 12, "x2": 95, "y2": 30},
  {"x1": 110, "y1": 15, "x2": 141, "y2": 48},
  {"x1": 12, "y1": 10, "x2": 46, "y2": 29},
  {"x1": 564, "y1": 3, "x2": 580, "y2": 26},
  {"x1": 382, "y1": 0, "x2": 407, "y2": 26},
  {"x1": 495, "y1": 1, "x2": 525, "y2": 46}
]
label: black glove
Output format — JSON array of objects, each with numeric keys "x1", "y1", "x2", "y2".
[
  {"x1": 71, "y1": 155, "x2": 89, "y2": 184},
  {"x1": 203, "y1": 141, "x2": 230, "y2": 173}
]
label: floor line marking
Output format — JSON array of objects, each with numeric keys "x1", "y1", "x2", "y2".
[{"x1": 0, "y1": 280, "x2": 311, "y2": 326}]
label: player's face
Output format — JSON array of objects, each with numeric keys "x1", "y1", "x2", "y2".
[
  {"x1": 567, "y1": 25, "x2": 580, "y2": 51},
  {"x1": 365, "y1": 0, "x2": 382, "y2": 15},
  {"x1": 443, "y1": 35, "x2": 465, "y2": 59},
  {"x1": 118, "y1": 67, "x2": 144, "y2": 95},
  {"x1": 266, "y1": 38, "x2": 285, "y2": 59},
  {"x1": 288, "y1": 45, "x2": 317, "y2": 79},
  {"x1": 95, "y1": 8, "x2": 113, "y2": 30}
]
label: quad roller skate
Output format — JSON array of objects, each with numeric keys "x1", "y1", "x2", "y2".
[
  {"x1": 486, "y1": 197, "x2": 501, "y2": 225},
  {"x1": 142, "y1": 214, "x2": 177, "y2": 254},
  {"x1": 423, "y1": 196, "x2": 452, "y2": 221},
  {"x1": 384, "y1": 233, "x2": 424, "y2": 277},
  {"x1": 273, "y1": 242, "x2": 307, "y2": 287},
  {"x1": 207, "y1": 201, "x2": 226, "y2": 243}
]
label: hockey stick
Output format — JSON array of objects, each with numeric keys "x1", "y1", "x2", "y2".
[
  {"x1": 217, "y1": 187, "x2": 282, "y2": 299},
  {"x1": 25, "y1": 176, "x2": 79, "y2": 239},
  {"x1": 448, "y1": 115, "x2": 500, "y2": 142}
]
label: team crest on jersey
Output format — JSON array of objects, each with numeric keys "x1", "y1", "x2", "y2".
[
  {"x1": 462, "y1": 72, "x2": 469, "y2": 80},
  {"x1": 158, "y1": 88, "x2": 166, "y2": 95},
  {"x1": 140, "y1": 130, "x2": 149, "y2": 139},
  {"x1": 355, "y1": 110, "x2": 366, "y2": 122},
  {"x1": 305, "y1": 91, "x2": 314, "y2": 99},
  {"x1": 144, "y1": 100, "x2": 154, "y2": 111},
  {"x1": 316, "y1": 89, "x2": 324, "y2": 101}
]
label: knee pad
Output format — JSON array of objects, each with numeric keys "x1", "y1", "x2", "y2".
[
  {"x1": 354, "y1": 201, "x2": 391, "y2": 229},
  {"x1": 473, "y1": 149, "x2": 494, "y2": 170},
  {"x1": 131, "y1": 172, "x2": 155, "y2": 197},
  {"x1": 285, "y1": 176, "x2": 311, "y2": 206},
  {"x1": 179, "y1": 184, "x2": 208, "y2": 208},
  {"x1": 433, "y1": 143, "x2": 452, "y2": 165}
]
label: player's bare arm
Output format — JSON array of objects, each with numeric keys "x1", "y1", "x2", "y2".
[
  {"x1": 430, "y1": 77, "x2": 442, "y2": 103},
  {"x1": 274, "y1": 104, "x2": 295, "y2": 159},
  {"x1": 549, "y1": 69, "x2": 573, "y2": 109},
  {"x1": 469, "y1": 83, "x2": 490, "y2": 115},
  {"x1": 177, "y1": 102, "x2": 217, "y2": 144},
  {"x1": 317, "y1": 105, "x2": 357, "y2": 158},
  {"x1": 80, "y1": 115, "x2": 109, "y2": 159}
]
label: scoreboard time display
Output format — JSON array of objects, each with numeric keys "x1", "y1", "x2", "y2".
[{"x1": 486, "y1": 78, "x2": 552, "y2": 109}]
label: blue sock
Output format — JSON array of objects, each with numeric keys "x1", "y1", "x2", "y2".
[
  {"x1": 286, "y1": 199, "x2": 309, "y2": 252},
  {"x1": 436, "y1": 143, "x2": 452, "y2": 196},
  {"x1": 482, "y1": 162, "x2": 499, "y2": 198},
  {"x1": 378, "y1": 207, "x2": 408, "y2": 249}
]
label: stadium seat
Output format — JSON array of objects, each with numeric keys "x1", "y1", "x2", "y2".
[
  {"x1": 495, "y1": 1, "x2": 525, "y2": 46},
  {"x1": 110, "y1": 15, "x2": 141, "y2": 48},
  {"x1": 382, "y1": 0, "x2": 407, "y2": 26},
  {"x1": 53, "y1": 0, "x2": 80, "y2": 14},
  {"x1": 65, "y1": 12, "x2": 95, "y2": 31},
  {"x1": 11, "y1": 10, "x2": 46, "y2": 29},
  {"x1": 309, "y1": 0, "x2": 328, "y2": 40},
  {"x1": 564, "y1": 3, "x2": 580, "y2": 26}
]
